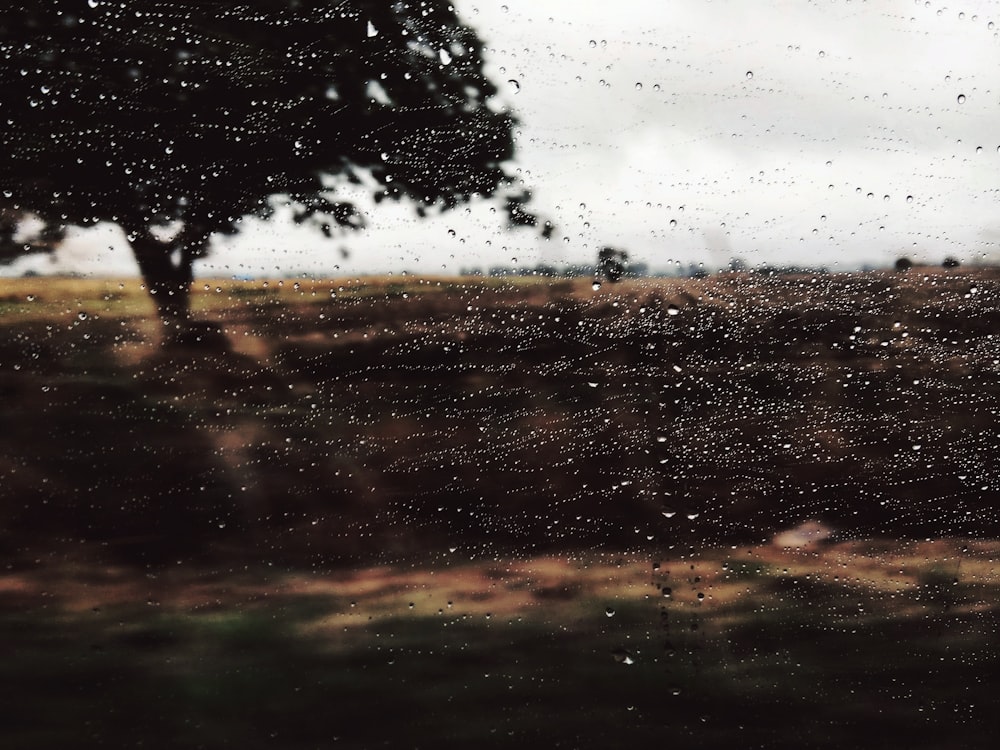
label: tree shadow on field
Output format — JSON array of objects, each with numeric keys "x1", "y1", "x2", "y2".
[
  {"x1": 0, "y1": 324, "x2": 250, "y2": 562},
  {"x1": 1, "y1": 553, "x2": 998, "y2": 750}
]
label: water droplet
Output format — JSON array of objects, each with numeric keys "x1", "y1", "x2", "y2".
[
  {"x1": 661, "y1": 586, "x2": 672, "y2": 598},
  {"x1": 746, "y1": 70, "x2": 754, "y2": 79},
  {"x1": 508, "y1": 79, "x2": 520, "y2": 92},
  {"x1": 957, "y1": 93, "x2": 966, "y2": 104},
  {"x1": 906, "y1": 195, "x2": 914, "y2": 203},
  {"x1": 667, "y1": 305, "x2": 680, "y2": 316},
  {"x1": 669, "y1": 218, "x2": 677, "y2": 228},
  {"x1": 592, "y1": 281, "x2": 602, "y2": 291},
  {"x1": 87, "y1": 0, "x2": 99, "y2": 7},
  {"x1": 439, "y1": 49, "x2": 452, "y2": 65},
  {"x1": 612, "y1": 648, "x2": 635, "y2": 665},
  {"x1": 367, "y1": 20, "x2": 378, "y2": 37},
  {"x1": 605, "y1": 607, "x2": 616, "y2": 618}
]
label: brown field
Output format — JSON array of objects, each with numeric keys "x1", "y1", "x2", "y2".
[
  {"x1": 2, "y1": 269, "x2": 999, "y2": 748},
  {"x1": 3, "y1": 268, "x2": 999, "y2": 560}
]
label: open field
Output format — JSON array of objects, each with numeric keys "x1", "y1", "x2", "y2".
[
  {"x1": 2, "y1": 539, "x2": 998, "y2": 748},
  {"x1": 2, "y1": 269, "x2": 1000, "y2": 746},
  {"x1": 3, "y1": 269, "x2": 1000, "y2": 557}
]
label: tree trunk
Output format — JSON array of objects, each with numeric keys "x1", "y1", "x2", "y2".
[
  {"x1": 128, "y1": 228, "x2": 229, "y2": 350},
  {"x1": 130, "y1": 233, "x2": 194, "y2": 337}
]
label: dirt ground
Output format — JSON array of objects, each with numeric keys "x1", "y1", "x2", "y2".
[
  {"x1": 2, "y1": 269, "x2": 999, "y2": 563},
  {"x1": 2, "y1": 269, "x2": 1000, "y2": 747}
]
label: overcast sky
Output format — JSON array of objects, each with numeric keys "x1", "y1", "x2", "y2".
[{"x1": 12, "y1": 0, "x2": 1000, "y2": 277}]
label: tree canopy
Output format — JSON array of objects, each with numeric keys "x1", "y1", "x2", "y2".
[
  {"x1": 597, "y1": 246, "x2": 628, "y2": 283},
  {"x1": 0, "y1": 1, "x2": 539, "y2": 327}
]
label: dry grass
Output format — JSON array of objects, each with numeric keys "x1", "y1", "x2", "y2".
[{"x1": 3, "y1": 268, "x2": 1000, "y2": 748}]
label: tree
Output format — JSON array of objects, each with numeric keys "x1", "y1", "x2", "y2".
[
  {"x1": 942, "y1": 256, "x2": 961, "y2": 269},
  {"x1": 0, "y1": 1, "x2": 540, "y2": 337},
  {"x1": 894, "y1": 257, "x2": 913, "y2": 272},
  {"x1": 597, "y1": 246, "x2": 628, "y2": 283}
]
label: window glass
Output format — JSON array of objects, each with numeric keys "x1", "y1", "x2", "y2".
[{"x1": 2, "y1": 2, "x2": 998, "y2": 747}]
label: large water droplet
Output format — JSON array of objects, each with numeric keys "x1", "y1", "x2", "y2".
[{"x1": 612, "y1": 648, "x2": 635, "y2": 665}]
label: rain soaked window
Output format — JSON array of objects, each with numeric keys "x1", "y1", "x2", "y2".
[{"x1": 2, "y1": 1, "x2": 999, "y2": 747}]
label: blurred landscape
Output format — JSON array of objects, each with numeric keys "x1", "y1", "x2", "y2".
[{"x1": 2, "y1": 270, "x2": 999, "y2": 747}]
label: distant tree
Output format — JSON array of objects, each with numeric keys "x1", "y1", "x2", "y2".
[
  {"x1": 597, "y1": 246, "x2": 628, "y2": 283},
  {"x1": 894, "y1": 257, "x2": 913, "y2": 272},
  {"x1": 727, "y1": 256, "x2": 748, "y2": 272},
  {"x1": 942, "y1": 256, "x2": 961, "y2": 269},
  {"x1": 0, "y1": 2, "x2": 539, "y2": 338}
]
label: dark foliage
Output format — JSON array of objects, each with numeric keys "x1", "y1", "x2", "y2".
[
  {"x1": 0, "y1": 1, "x2": 536, "y2": 326},
  {"x1": 597, "y1": 246, "x2": 628, "y2": 283}
]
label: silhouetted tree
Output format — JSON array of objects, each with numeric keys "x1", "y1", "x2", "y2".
[
  {"x1": 942, "y1": 256, "x2": 961, "y2": 269},
  {"x1": 894, "y1": 257, "x2": 913, "y2": 272},
  {"x1": 598, "y1": 246, "x2": 628, "y2": 283},
  {"x1": 0, "y1": 1, "x2": 538, "y2": 337}
]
